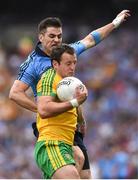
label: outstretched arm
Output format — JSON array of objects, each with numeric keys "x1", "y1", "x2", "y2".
[
  {"x1": 9, "y1": 80, "x2": 37, "y2": 112},
  {"x1": 80, "y1": 10, "x2": 131, "y2": 49}
]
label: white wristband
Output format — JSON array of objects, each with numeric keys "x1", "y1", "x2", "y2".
[
  {"x1": 112, "y1": 15, "x2": 124, "y2": 28},
  {"x1": 70, "y1": 98, "x2": 79, "y2": 107}
]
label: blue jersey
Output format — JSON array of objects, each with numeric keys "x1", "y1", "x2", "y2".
[{"x1": 17, "y1": 41, "x2": 86, "y2": 97}]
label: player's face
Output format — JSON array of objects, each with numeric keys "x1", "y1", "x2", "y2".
[
  {"x1": 39, "y1": 27, "x2": 62, "y2": 56},
  {"x1": 54, "y1": 52, "x2": 77, "y2": 78}
]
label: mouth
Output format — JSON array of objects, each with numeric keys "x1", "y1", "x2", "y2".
[
  {"x1": 52, "y1": 44, "x2": 58, "y2": 46},
  {"x1": 69, "y1": 72, "x2": 74, "y2": 76},
  {"x1": 52, "y1": 43, "x2": 61, "y2": 47},
  {"x1": 51, "y1": 45, "x2": 58, "y2": 49}
]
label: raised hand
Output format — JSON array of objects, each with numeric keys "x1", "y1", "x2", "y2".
[{"x1": 112, "y1": 10, "x2": 131, "y2": 28}]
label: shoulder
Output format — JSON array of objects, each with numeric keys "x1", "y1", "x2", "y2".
[
  {"x1": 37, "y1": 68, "x2": 58, "y2": 97},
  {"x1": 41, "y1": 68, "x2": 56, "y2": 80},
  {"x1": 40, "y1": 68, "x2": 61, "y2": 88},
  {"x1": 19, "y1": 51, "x2": 36, "y2": 67},
  {"x1": 19, "y1": 50, "x2": 51, "y2": 72},
  {"x1": 69, "y1": 41, "x2": 86, "y2": 56}
]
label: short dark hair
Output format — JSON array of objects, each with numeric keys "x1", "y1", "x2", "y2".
[
  {"x1": 51, "y1": 43, "x2": 75, "y2": 64},
  {"x1": 38, "y1": 17, "x2": 62, "y2": 34}
]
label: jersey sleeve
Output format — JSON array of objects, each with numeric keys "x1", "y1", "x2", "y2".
[
  {"x1": 37, "y1": 70, "x2": 56, "y2": 97},
  {"x1": 70, "y1": 41, "x2": 87, "y2": 56},
  {"x1": 17, "y1": 56, "x2": 37, "y2": 86}
]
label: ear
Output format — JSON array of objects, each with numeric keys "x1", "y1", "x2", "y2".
[
  {"x1": 52, "y1": 60, "x2": 58, "y2": 70},
  {"x1": 38, "y1": 34, "x2": 44, "y2": 42}
]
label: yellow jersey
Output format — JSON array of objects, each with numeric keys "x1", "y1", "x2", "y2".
[{"x1": 37, "y1": 68, "x2": 77, "y2": 145}]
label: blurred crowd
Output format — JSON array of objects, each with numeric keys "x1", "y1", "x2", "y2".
[
  {"x1": 0, "y1": 25, "x2": 137, "y2": 178},
  {"x1": 77, "y1": 28, "x2": 138, "y2": 179}
]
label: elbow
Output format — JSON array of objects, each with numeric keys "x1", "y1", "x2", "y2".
[
  {"x1": 39, "y1": 112, "x2": 51, "y2": 119},
  {"x1": 9, "y1": 88, "x2": 20, "y2": 102},
  {"x1": 39, "y1": 112, "x2": 48, "y2": 119},
  {"x1": 37, "y1": 101, "x2": 56, "y2": 118},
  {"x1": 9, "y1": 89, "x2": 16, "y2": 101},
  {"x1": 38, "y1": 108, "x2": 51, "y2": 119}
]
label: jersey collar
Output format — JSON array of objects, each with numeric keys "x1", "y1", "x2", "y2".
[{"x1": 35, "y1": 42, "x2": 50, "y2": 57}]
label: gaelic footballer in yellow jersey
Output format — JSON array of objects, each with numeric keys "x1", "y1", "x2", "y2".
[
  {"x1": 37, "y1": 68, "x2": 78, "y2": 145},
  {"x1": 35, "y1": 44, "x2": 87, "y2": 179}
]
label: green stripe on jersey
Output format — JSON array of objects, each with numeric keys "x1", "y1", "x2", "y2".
[{"x1": 41, "y1": 69, "x2": 56, "y2": 95}]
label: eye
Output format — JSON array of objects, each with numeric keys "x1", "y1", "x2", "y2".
[
  {"x1": 49, "y1": 34, "x2": 55, "y2": 38},
  {"x1": 58, "y1": 34, "x2": 62, "y2": 39}
]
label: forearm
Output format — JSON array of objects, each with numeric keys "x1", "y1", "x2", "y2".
[
  {"x1": 93, "y1": 23, "x2": 115, "y2": 40},
  {"x1": 77, "y1": 106, "x2": 86, "y2": 124},
  {"x1": 38, "y1": 86, "x2": 88, "y2": 118},
  {"x1": 9, "y1": 91, "x2": 37, "y2": 112},
  {"x1": 9, "y1": 80, "x2": 37, "y2": 112},
  {"x1": 81, "y1": 23, "x2": 114, "y2": 49},
  {"x1": 77, "y1": 118, "x2": 86, "y2": 136},
  {"x1": 76, "y1": 106, "x2": 86, "y2": 136},
  {"x1": 38, "y1": 100, "x2": 74, "y2": 118},
  {"x1": 81, "y1": 10, "x2": 130, "y2": 49}
]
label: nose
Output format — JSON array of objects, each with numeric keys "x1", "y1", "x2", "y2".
[
  {"x1": 70, "y1": 64, "x2": 75, "y2": 71},
  {"x1": 54, "y1": 36, "x2": 59, "y2": 42}
]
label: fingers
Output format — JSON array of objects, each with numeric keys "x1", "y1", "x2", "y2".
[
  {"x1": 74, "y1": 85, "x2": 88, "y2": 105},
  {"x1": 113, "y1": 9, "x2": 131, "y2": 28},
  {"x1": 121, "y1": 10, "x2": 130, "y2": 13},
  {"x1": 118, "y1": 9, "x2": 131, "y2": 18},
  {"x1": 120, "y1": 10, "x2": 130, "y2": 15},
  {"x1": 75, "y1": 85, "x2": 88, "y2": 96},
  {"x1": 83, "y1": 86, "x2": 88, "y2": 97}
]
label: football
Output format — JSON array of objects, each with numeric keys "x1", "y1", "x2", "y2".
[{"x1": 57, "y1": 76, "x2": 86, "y2": 101}]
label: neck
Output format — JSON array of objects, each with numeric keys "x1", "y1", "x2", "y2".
[{"x1": 40, "y1": 44, "x2": 51, "y2": 56}]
